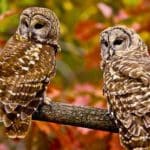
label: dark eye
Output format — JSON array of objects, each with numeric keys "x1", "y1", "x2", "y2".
[
  {"x1": 113, "y1": 39, "x2": 123, "y2": 45},
  {"x1": 34, "y1": 23, "x2": 45, "y2": 29},
  {"x1": 22, "y1": 20, "x2": 28, "y2": 27},
  {"x1": 102, "y1": 40, "x2": 108, "y2": 47}
]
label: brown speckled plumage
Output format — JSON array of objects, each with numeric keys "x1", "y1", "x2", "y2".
[
  {"x1": 0, "y1": 7, "x2": 60, "y2": 138},
  {"x1": 101, "y1": 26, "x2": 150, "y2": 150}
]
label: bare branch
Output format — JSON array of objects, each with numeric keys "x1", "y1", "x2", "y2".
[
  {"x1": 0, "y1": 8, "x2": 18, "y2": 21},
  {"x1": 32, "y1": 102, "x2": 118, "y2": 133}
]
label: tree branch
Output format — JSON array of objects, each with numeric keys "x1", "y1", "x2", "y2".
[{"x1": 32, "y1": 102, "x2": 118, "y2": 133}]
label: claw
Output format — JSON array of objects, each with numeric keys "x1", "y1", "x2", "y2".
[{"x1": 44, "y1": 96, "x2": 52, "y2": 105}]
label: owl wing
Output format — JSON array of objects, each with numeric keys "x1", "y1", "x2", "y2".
[
  {"x1": 112, "y1": 57, "x2": 150, "y2": 86},
  {"x1": 111, "y1": 56, "x2": 150, "y2": 136}
]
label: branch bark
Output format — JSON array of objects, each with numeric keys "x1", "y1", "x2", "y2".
[{"x1": 32, "y1": 102, "x2": 118, "y2": 133}]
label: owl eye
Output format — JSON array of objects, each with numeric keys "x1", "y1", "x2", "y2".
[
  {"x1": 22, "y1": 20, "x2": 28, "y2": 28},
  {"x1": 102, "y1": 40, "x2": 108, "y2": 47},
  {"x1": 34, "y1": 23, "x2": 45, "y2": 29},
  {"x1": 113, "y1": 39, "x2": 123, "y2": 45}
]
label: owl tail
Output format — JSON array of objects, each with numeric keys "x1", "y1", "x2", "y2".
[{"x1": 3, "y1": 114, "x2": 31, "y2": 139}]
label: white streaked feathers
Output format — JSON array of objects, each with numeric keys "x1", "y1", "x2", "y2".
[{"x1": 101, "y1": 26, "x2": 150, "y2": 149}]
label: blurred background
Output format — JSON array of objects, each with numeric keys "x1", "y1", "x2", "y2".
[{"x1": 0, "y1": 0, "x2": 150, "y2": 149}]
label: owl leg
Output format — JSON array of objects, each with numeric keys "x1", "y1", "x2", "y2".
[
  {"x1": 44, "y1": 94, "x2": 52, "y2": 105},
  {"x1": 39, "y1": 91, "x2": 51, "y2": 105},
  {"x1": 4, "y1": 114, "x2": 31, "y2": 139},
  {"x1": 107, "y1": 103, "x2": 115, "y2": 120}
]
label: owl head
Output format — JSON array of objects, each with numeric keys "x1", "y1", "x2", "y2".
[
  {"x1": 16, "y1": 7, "x2": 60, "y2": 45},
  {"x1": 100, "y1": 25, "x2": 148, "y2": 60}
]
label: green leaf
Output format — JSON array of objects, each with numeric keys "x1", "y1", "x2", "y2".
[
  {"x1": 1, "y1": 0, "x2": 8, "y2": 13},
  {"x1": 123, "y1": 0, "x2": 141, "y2": 7}
]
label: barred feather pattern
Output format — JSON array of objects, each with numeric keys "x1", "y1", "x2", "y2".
[
  {"x1": 0, "y1": 35, "x2": 56, "y2": 138},
  {"x1": 103, "y1": 57, "x2": 150, "y2": 149},
  {"x1": 101, "y1": 26, "x2": 150, "y2": 150}
]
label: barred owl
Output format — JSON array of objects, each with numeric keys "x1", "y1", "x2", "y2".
[
  {"x1": 100, "y1": 26, "x2": 150, "y2": 150},
  {"x1": 0, "y1": 7, "x2": 60, "y2": 138}
]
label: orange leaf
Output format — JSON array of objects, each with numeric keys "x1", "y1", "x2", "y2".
[
  {"x1": 0, "y1": 39, "x2": 6, "y2": 48},
  {"x1": 96, "y1": 131, "x2": 110, "y2": 139},
  {"x1": 46, "y1": 85, "x2": 61, "y2": 99},
  {"x1": 75, "y1": 20, "x2": 105, "y2": 42},
  {"x1": 109, "y1": 133, "x2": 124, "y2": 150},
  {"x1": 85, "y1": 45, "x2": 100, "y2": 69},
  {"x1": 34, "y1": 121, "x2": 51, "y2": 135},
  {"x1": 113, "y1": 9, "x2": 129, "y2": 23}
]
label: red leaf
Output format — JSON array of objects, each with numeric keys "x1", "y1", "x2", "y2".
[
  {"x1": 109, "y1": 133, "x2": 124, "y2": 150},
  {"x1": 96, "y1": 131, "x2": 110, "y2": 139},
  {"x1": 0, "y1": 39, "x2": 6, "y2": 48},
  {"x1": 75, "y1": 20, "x2": 105, "y2": 42},
  {"x1": 85, "y1": 45, "x2": 100, "y2": 69},
  {"x1": 35, "y1": 121, "x2": 51, "y2": 135}
]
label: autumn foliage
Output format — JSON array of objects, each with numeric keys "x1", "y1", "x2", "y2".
[{"x1": 0, "y1": 0, "x2": 149, "y2": 149}]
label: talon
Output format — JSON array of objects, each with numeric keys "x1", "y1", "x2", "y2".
[{"x1": 44, "y1": 97, "x2": 52, "y2": 105}]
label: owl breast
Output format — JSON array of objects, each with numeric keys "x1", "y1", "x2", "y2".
[{"x1": 0, "y1": 35, "x2": 56, "y2": 107}]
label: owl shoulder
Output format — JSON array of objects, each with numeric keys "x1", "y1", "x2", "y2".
[{"x1": 111, "y1": 56, "x2": 150, "y2": 86}]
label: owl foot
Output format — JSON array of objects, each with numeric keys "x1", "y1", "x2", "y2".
[{"x1": 44, "y1": 96, "x2": 52, "y2": 105}]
